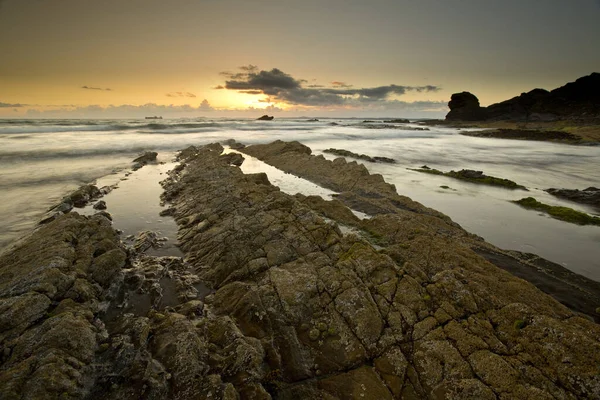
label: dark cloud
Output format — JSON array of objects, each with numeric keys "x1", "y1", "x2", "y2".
[
  {"x1": 213, "y1": 85, "x2": 225, "y2": 90},
  {"x1": 217, "y1": 66, "x2": 441, "y2": 107},
  {"x1": 224, "y1": 68, "x2": 302, "y2": 95},
  {"x1": 331, "y1": 81, "x2": 353, "y2": 88},
  {"x1": 0, "y1": 101, "x2": 27, "y2": 107},
  {"x1": 82, "y1": 86, "x2": 112, "y2": 91},
  {"x1": 322, "y1": 84, "x2": 439, "y2": 98},
  {"x1": 166, "y1": 92, "x2": 197, "y2": 98}
]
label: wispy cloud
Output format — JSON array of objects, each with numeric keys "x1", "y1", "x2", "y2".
[
  {"x1": 82, "y1": 85, "x2": 112, "y2": 91},
  {"x1": 331, "y1": 81, "x2": 353, "y2": 88},
  {"x1": 0, "y1": 101, "x2": 27, "y2": 108},
  {"x1": 166, "y1": 92, "x2": 197, "y2": 98},
  {"x1": 218, "y1": 65, "x2": 441, "y2": 107}
]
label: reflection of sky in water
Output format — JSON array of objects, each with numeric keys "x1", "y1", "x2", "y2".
[{"x1": 0, "y1": 119, "x2": 599, "y2": 280}]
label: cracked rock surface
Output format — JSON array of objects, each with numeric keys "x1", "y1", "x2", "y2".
[{"x1": 1, "y1": 141, "x2": 599, "y2": 399}]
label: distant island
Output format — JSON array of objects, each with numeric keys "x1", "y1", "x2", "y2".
[{"x1": 257, "y1": 114, "x2": 274, "y2": 121}]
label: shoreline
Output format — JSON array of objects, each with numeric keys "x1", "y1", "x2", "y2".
[
  {"x1": 422, "y1": 119, "x2": 600, "y2": 144},
  {"x1": 1, "y1": 141, "x2": 600, "y2": 398}
]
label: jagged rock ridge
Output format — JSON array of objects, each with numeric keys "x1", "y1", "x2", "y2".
[{"x1": 1, "y1": 142, "x2": 600, "y2": 399}]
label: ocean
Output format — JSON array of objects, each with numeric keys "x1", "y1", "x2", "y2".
[{"x1": 1, "y1": 118, "x2": 599, "y2": 280}]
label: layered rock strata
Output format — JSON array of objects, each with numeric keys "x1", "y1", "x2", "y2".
[{"x1": 1, "y1": 142, "x2": 600, "y2": 399}]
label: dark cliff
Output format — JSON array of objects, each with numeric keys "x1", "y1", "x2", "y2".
[{"x1": 446, "y1": 72, "x2": 600, "y2": 122}]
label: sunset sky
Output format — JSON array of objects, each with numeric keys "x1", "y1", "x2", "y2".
[{"x1": 1, "y1": 0, "x2": 599, "y2": 118}]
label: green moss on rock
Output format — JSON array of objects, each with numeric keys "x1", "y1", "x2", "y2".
[
  {"x1": 409, "y1": 166, "x2": 527, "y2": 190},
  {"x1": 512, "y1": 197, "x2": 600, "y2": 226}
]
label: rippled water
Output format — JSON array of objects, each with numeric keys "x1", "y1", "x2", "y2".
[{"x1": 1, "y1": 118, "x2": 599, "y2": 280}]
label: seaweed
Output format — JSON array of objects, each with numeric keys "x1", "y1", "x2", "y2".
[
  {"x1": 512, "y1": 197, "x2": 600, "y2": 226},
  {"x1": 409, "y1": 166, "x2": 527, "y2": 190}
]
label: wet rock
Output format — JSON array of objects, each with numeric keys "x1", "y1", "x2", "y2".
[
  {"x1": 0, "y1": 213, "x2": 125, "y2": 398},
  {"x1": 93, "y1": 200, "x2": 107, "y2": 210},
  {"x1": 177, "y1": 145, "x2": 198, "y2": 161},
  {"x1": 410, "y1": 166, "x2": 528, "y2": 190},
  {"x1": 133, "y1": 230, "x2": 166, "y2": 254},
  {"x1": 220, "y1": 152, "x2": 244, "y2": 166},
  {"x1": 90, "y1": 248, "x2": 127, "y2": 287},
  {"x1": 257, "y1": 115, "x2": 274, "y2": 121},
  {"x1": 67, "y1": 184, "x2": 102, "y2": 208},
  {"x1": 159, "y1": 207, "x2": 176, "y2": 217},
  {"x1": 323, "y1": 148, "x2": 396, "y2": 163},
  {"x1": 4, "y1": 141, "x2": 600, "y2": 399},
  {"x1": 50, "y1": 200, "x2": 73, "y2": 214},
  {"x1": 133, "y1": 151, "x2": 158, "y2": 165},
  {"x1": 222, "y1": 138, "x2": 246, "y2": 150},
  {"x1": 39, "y1": 211, "x2": 63, "y2": 225},
  {"x1": 156, "y1": 141, "x2": 600, "y2": 399},
  {"x1": 546, "y1": 186, "x2": 600, "y2": 208},
  {"x1": 93, "y1": 210, "x2": 112, "y2": 222}
]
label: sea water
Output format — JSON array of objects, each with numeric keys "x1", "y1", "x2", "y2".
[{"x1": 1, "y1": 118, "x2": 598, "y2": 280}]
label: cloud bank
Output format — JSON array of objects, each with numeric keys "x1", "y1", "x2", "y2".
[
  {"x1": 0, "y1": 101, "x2": 27, "y2": 108},
  {"x1": 25, "y1": 100, "x2": 215, "y2": 118},
  {"x1": 217, "y1": 65, "x2": 441, "y2": 108}
]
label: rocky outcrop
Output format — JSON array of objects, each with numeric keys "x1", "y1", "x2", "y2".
[
  {"x1": 2, "y1": 141, "x2": 600, "y2": 399},
  {"x1": 132, "y1": 151, "x2": 158, "y2": 170},
  {"x1": 0, "y1": 212, "x2": 126, "y2": 399},
  {"x1": 446, "y1": 72, "x2": 600, "y2": 121},
  {"x1": 409, "y1": 166, "x2": 528, "y2": 190},
  {"x1": 257, "y1": 115, "x2": 274, "y2": 121},
  {"x1": 160, "y1": 142, "x2": 600, "y2": 398},
  {"x1": 323, "y1": 148, "x2": 396, "y2": 163},
  {"x1": 446, "y1": 92, "x2": 489, "y2": 121},
  {"x1": 546, "y1": 187, "x2": 600, "y2": 208}
]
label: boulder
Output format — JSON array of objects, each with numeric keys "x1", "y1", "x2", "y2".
[{"x1": 257, "y1": 115, "x2": 274, "y2": 121}]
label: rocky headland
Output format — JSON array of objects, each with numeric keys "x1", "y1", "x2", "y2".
[
  {"x1": 446, "y1": 73, "x2": 600, "y2": 123},
  {"x1": 1, "y1": 141, "x2": 600, "y2": 399},
  {"x1": 440, "y1": 72, "x2": 600, "y2": 144}
]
